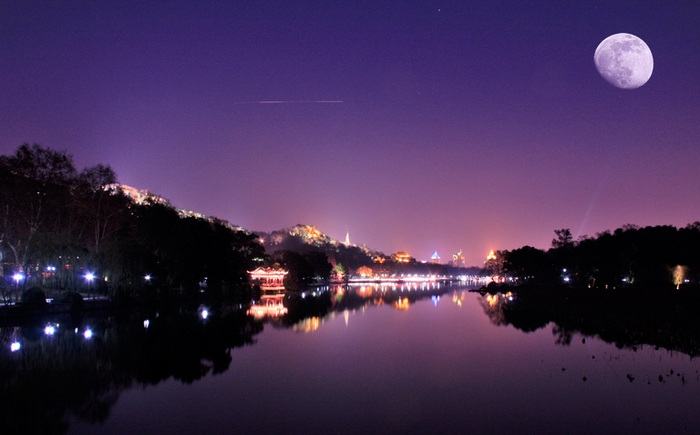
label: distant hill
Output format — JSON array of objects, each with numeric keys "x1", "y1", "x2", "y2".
[
  {"x1": 255, "y1": 224, "x2": 370, "y2": 252},
  {"x1": 117, "y1": 186, "x2": 480, "y2": 274},
  {"x1": 117, "y1": 186, "x2": 380, "y2": 265},
  {"x1": 117, "y1": 184, "x2": 249, "y2": 233},
  {"x1": 255, "y1": 224, "x2": 383, "y2": 270}
]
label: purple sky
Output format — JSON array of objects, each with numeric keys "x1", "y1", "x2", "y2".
[{"x1": 2, "y1": 1, "x2": 699, "y2": 266}]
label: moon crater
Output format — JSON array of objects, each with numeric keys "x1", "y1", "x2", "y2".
[{"x1": 594, "y1": 33, "x2": 653, "y2": 89}]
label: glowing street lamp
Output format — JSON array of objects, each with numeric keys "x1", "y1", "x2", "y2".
[
  {"x1": 13, "y1": 273, "x2": 24, "y2": 291},
  {"x1": 85, "y1": 272, "x2": 95, "y2": 298},
  {"x1": 144, "y1": 274, "x2": 152, "y2": 282}
]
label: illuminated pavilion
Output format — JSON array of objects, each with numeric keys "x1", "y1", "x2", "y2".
[
  {"x1": 392, "y1": 252, "x2": 411, "y2": 263},
  {"x1": 248, "y1": 267, "x2": 288, "y2": 289}
]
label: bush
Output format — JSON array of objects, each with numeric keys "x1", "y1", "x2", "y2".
[
  {"x1": 58, "y1": 291, "x2": 84, "y2": 310},
  {"x1": 112, "y1": 288, "x2": 133, "y2": 306},
  {"x1": 20, "y1": 287, "x2": 47, "y2": 308}
]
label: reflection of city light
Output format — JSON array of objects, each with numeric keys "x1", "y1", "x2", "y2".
[
  {"x1": 394, "y1": 298, "x2": 410, "y2": 310},
  {"x1": 432, "y1": 295, "x2": 440, "y2": 306},
  {"x1": 84, "y1": 329, "x2": 93, "y2": 339},
  {"x1": 11, "y1": 342, "x2": 21, "y2": 352},
  {"x1": 294, "y1": 317, "x2": 321, "y2": 333},
  {"x1": 485, "y1": 294, "x2": 498, "y2": 307},
  {"x1": 485, "y1": 292, "x2": 515, "y2": 307},
  {"x1": 248, "y1": 303, "x2": 288, "y2": 318},
  {"x1": 248, "y1": 292, "x2": 288, "y2": 318},
  {"x1": 197, "y1": 305, "x2": 210, "y2": 320},
  {"x1": 144, "y1": 320, "x2": 150, "y2": 329},
  {"x1": 453, "y1": 292, "x2": 464, "y2": 307}
]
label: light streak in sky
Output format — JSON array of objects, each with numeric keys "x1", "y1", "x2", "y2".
[
  {"x1": 577, "y1": 160, "x2": 614, "y2": 239},
  {"x1": 234, "y1": 100, "x2": 344, "y2": 104}
]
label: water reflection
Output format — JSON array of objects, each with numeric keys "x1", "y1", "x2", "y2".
[
  {"x1": 477, "y1": 288, "x2": 700, "y2": 356},
  {"x1": 3, "y1": 283, "x2": 700, "y2": 434},
  {"x1": 247, "y1": 290, "x2": 288, "y2": 319},
  {"x1": 1, "y1": 283, "x2": 455, "y2": 433},
  {"x1": 0, "y1": 303, "x2": 261, "y2": 434},
  {"x1": 330, "y1": 281, "x2": 447, "y2": 313},
  {"x1": 249, "y1": 281, "x2": 456, "y2": 332}
]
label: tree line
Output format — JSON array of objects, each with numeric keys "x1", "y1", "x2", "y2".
[
  {"x1": 485, "y1": 224, "x2": 700, "y2": 290},
  {"x1": 0, "y1": 144, "x2": 265, "y2": 298}
]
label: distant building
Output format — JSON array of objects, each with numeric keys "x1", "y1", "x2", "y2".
[
  {"x1": 248, "y1": 267, "x2": 288, "y2": 288},
  {"x1": 430, "y1": 252, "x2": 441, "y2": 264},
  {"x1": 392, "y1": 252, "x2": 412, "y2": 263},
  {"x1": 451, "y1": 250, "x2": 466, "y2": 267},
  {"x1": 356, "y1": 266, "x2": 373, "y2": 277},
  {"x1": 373, "y1": 256, "x2": 386, "y2": 264},
  {"x1": 486, "y1": 250, "x2": 497, "y2": 262}
]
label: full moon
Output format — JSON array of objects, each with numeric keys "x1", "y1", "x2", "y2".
[{"x1": 594, "y1": 33, "x2": 653, "y2": 89}]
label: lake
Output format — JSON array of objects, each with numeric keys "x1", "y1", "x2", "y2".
[{"x1": 2, "y1": 282, "x2": 699, "y2": 435}]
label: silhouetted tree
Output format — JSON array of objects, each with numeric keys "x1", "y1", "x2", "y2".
[
  {"x1": 484, "y1": 250, "x2": 507, "y2": 282},
  {"x1": 0, "y1": 144, "x2": 77, "y2": 273},
  {"x1": 551, "y1": 228, "x2": 574, "y2": 249},
  {"x1": 504, "y1": 246, "x2": 554, "y2": 283}
]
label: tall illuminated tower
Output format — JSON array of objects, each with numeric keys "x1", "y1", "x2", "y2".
[{"x1": 452, "y1": 250, "x2": 465, "y2": 267}]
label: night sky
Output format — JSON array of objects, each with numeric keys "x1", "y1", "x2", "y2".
[{"x1": 2, "y1": 1, "x2": 699, "y2": 266}]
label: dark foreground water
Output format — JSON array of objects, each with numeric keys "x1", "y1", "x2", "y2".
[{"x1": 3, "y1": 283, "x2": 700, "y2": 435}]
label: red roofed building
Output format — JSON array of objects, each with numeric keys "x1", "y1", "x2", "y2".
[{"x1": 248, "y1": 267, "x2": 288, "y2": 289}]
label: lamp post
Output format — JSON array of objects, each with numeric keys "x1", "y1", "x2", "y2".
[
  {"x1": 85, "y1": 272, "x2": 95, "y2": 299},
  {"x1": 13, "y1": 273, "x2": 23, "y2": 289},
  {"x1": 45, "y1": 266, "x2": 56, "y2": 297},
  {"x1": 11, "y1": 273, "x2": 24, "y2": 303},
  {"x1": 13, "y1": 273, "x2": 24, "y2": 300}
]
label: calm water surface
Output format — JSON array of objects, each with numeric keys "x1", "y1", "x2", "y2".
[{"x1": 4, "y1": 284, "x2": 700, "y2": 435}]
